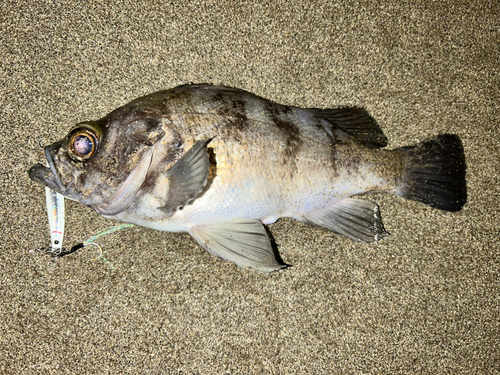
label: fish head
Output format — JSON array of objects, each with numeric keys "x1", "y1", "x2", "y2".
[{"x1": 29, "y1": 115, "x2": 166, "y2": 214}]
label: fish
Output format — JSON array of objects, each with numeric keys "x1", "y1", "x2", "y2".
[{"x1": 29, "y1": 84, "x2": 467, "y2": 272}]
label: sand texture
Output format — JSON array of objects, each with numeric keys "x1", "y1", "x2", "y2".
[{"x1": 1, "y1": 1, "x2": 498, "y2": 374}]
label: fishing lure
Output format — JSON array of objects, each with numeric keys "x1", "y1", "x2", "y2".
[
  {"x1": 43, "y1": 164, "x2": 133, "y2": 263},
  {"x1": 45, "y1": 186, "x2": 65, "y2": 252}
]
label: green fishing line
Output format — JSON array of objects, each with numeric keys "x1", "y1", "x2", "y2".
[
  {"x1": 84, "y1": 224, "x2": 135, "y2": 269},
  {"x1": 84, "y1": 223, "x2": 136, "y2": 244}
]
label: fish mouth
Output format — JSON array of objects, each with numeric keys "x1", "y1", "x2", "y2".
[
  {"x1": 28, "y1": 142, "x2": 67, "y2": 194},
  {"x1": 29, "y1": 141, "x2": 157, "y2": 215}
]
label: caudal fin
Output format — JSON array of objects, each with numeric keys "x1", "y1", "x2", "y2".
[{"x1": 396, "y1": 134, "x2": 467, "y2": 212}]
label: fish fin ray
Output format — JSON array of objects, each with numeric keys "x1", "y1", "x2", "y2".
[
  {"x1": 396, "y1": 134, "x2": 467, "y2": 212},
  {"x1": 189, "y1": 219, "x2": 286, "y2": 272},
  {"x1": 94, "y1": 145, "x2": 156, "y2": 215},
  {"x1": 307, "y1": 107, "x2": 388, "y2": 148},
  {"x1": 304, "y1": 198, "x2": 388, "y2": 243},
  {"x1": 158, "y1": 138, "x2": 212, "y2": 216}
]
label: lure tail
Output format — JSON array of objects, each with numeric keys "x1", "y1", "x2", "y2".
[{"x1": 396, "y1": 134, "x2": 467, "y2": 212}]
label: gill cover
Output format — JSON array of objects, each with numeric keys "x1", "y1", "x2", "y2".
[{"x1": 94, "y1": 144, "x2": 157, "y2": 216}]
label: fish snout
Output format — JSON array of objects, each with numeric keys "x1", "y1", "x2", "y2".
[
  {"x1": 29, "y1": 141, "x2": 67, "y2": 193},
  {"x1": 28, "y1": 163, "x2": 60, "y2": 191}
]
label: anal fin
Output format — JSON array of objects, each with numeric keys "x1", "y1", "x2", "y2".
[
  {"x1": 189, "y1": 219, "x2": 286, "y2": 272},
  {"x1": 304, "y1": 198, "x2": 388, "y2": 243}
]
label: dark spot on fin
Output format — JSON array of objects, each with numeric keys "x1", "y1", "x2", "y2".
[
  {"x1": 158, "y1": 138, "x2": 213, "y2": 216},
  {"x1": 189, "y1": 218, "x2": 287, "y2": 272},
  {"x1": 303, "y1": 198, "x2": 388, "y2": 243},
  {"x1": 307, "y1": 107, "x2": 388, "y2": 148},
  {"x1": 396, "y1": 134, "x2": 467, "y2": 212}
]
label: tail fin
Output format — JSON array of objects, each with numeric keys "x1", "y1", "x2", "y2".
[{"x1": 396, "y1": 134, "x2": 467, "y2": 212}]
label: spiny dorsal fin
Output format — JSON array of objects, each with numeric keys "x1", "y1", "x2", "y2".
[{"x1": 307, "y1": 107, "x2": 388, "y2": 148}]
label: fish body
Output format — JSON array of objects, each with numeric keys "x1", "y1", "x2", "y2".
[{"x1": 29, "y1": 84, "x2": 467, "y2": 272}]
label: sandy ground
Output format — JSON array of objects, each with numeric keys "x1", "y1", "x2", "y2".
[{"x1": 1, "y1": 1, "x2": 498, "y2": 374}]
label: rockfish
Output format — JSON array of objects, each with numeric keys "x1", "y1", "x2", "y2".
[{"x1": 29, "y1": 84, "x2": 467, "y2": 272}]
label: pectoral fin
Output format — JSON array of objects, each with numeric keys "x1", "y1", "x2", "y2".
[
  {"x1": 304, "y1": 198, "x2": 388, "y2": 243},
  {"x1": 159, "y1": 138, "x2": 212, "y2": 216},
  {"x1": 189, "y1": 218, "x2": 286, "y2": 272}
]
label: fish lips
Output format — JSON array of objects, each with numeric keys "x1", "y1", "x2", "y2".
[
  {"x1": 28, "y1": 163, "x2": 60, "y2": 191},
  {"x1": 28, "y1": 143, "x2": 67, "y2": 194}
]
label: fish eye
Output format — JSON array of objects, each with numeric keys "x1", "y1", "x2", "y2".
[
  {"x1": 74, "y1": 134, "x2": 94, "y2": 155},
  {"x1": 67, "y1": 125, "x2": 100, "y2": 161}
]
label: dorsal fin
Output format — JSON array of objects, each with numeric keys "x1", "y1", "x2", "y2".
[{"x1": 307, "y1": 107, "x2": 388, "y2": 148}]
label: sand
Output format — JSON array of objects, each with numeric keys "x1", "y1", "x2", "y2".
[{"x1": 1, "y1": 1, "x2": 498, "y2": 374}]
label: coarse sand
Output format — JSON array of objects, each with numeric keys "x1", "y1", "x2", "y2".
[{"x1": 1, "y1": 1, "x2": 498, "y2": 374}]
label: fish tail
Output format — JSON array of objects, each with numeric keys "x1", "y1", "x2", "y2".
[{"x1": 396, "y1": 134, "x2": 467, "y2": 212}]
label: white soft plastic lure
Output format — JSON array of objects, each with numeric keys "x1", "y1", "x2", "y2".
[{"x1": 45, "y1": 185, "x2": 65, "y2": 251}]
